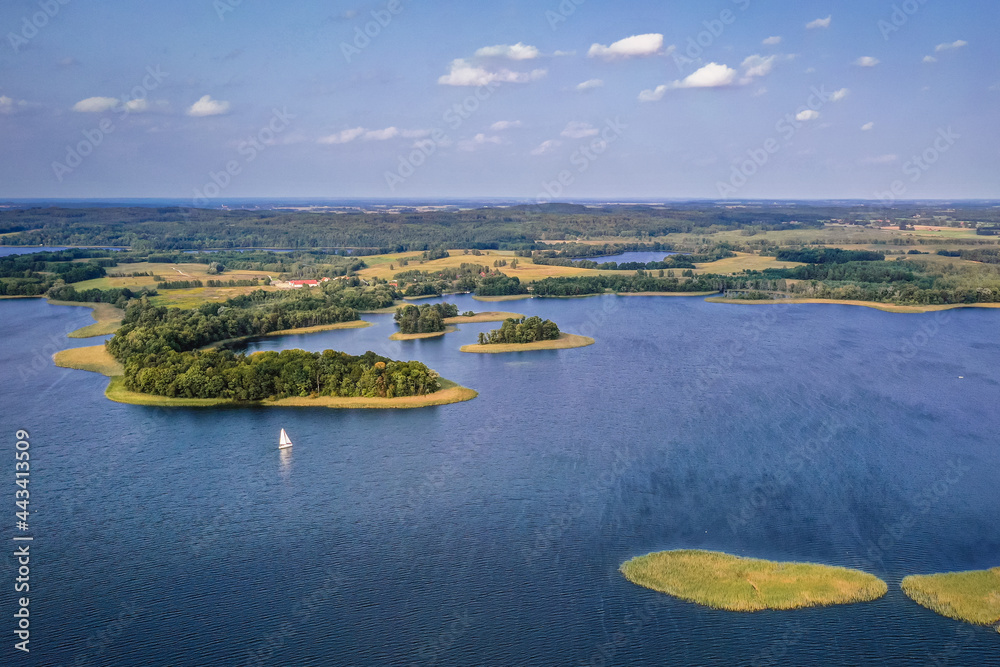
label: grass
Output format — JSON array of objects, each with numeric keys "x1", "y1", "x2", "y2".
[
  {"x1": 389, "y1": 326, "x2": 457, "y2": 341},
  {"x1": 54, "y1": 345, "x2": 478, "y2": 409},
  {"x1": 47, "y1": 300, "x2": 125, "y2": 337},
  {"x1": 443, "y1": 311, "x2": 524, "y2": 324},
  {"x1": 460, "y1": 332, "x2": 594, "y2": 354},
  {"x1": 902, "y1": 568, "x2": 1000, "y2": 629},
  {"x1": 620, "y1": 550, "x2": 888, "y2": 612},
  {"x1": 705, "y1": 297, "x2": 1000, "y2": 314}
]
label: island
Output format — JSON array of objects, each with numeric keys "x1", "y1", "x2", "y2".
[
  {"x1": 620, "y1": 550, "x2": 888, "y2": 611},
  {"x1": 460, "y1": 316, "x2": 594, "y2": 353},
  {"x1": 391, "y1": 302, "x2": 457, "y2": 340},
  {"x1": 902, "y1": 568, "x2": 1000, "y2": 631}
]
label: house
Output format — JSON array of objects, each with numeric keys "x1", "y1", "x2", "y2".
[{"x1": 288, "y1": 280, "x2": 320, "y2": 288}]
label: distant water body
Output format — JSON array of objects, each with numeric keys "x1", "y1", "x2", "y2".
[{"x1": 2, "y1": 294, "x2": 998, "y2": 665}]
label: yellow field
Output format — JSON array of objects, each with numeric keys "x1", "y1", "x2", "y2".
[
  {"x1": 443, "y1": 311, "x2": 524, "y2": 324},
  {"x1": 621, "y1": 550, "x2": 888, "y2": 612},
  {"x1": 53, "y1": 345, "x2": 122, "y2": 376},
  {"x1": 688, "y1": 252, "x2": 804, "y2": 274},
  {"x1": 389, "y1": 326, "x2": 457, "y2": 341},
  {"x1": 460, "y1": 332, "x2": 594, "y2": 354},
  {"x1": 902, "y1": 568, "x2": 1000, "y2": 628}
]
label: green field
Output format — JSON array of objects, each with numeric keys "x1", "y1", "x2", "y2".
[
  {"x1": 902, "y1": 568, "x2": 1000, "y2": 628},
  {"x1": 620, "y1": 550, "x2": 887, "y2": 612}
]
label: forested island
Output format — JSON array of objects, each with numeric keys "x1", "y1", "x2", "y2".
[
  {"x1": 394, "y1": 303, "x2": 459, "y2": 336},
  {"x1": 462, "y1": 316, "x2": 593, "y2": 354}
]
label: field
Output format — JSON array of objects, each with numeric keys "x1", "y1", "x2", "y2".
[
  {"x1": 902, "y1": 569, "x2": 1000, "y2": 628},
  {"x1": 460, "y1": 332, "x2": 594, "y2": 354},
  {"x1": 443, "y1": 311, "x2": 524, "y2": 324},
  {"x1": 620, "y1": 550, "x2": 888, "y2": 612}
]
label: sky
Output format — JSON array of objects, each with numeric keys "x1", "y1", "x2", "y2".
[{"x1": 0, "y1": 0, "x2": 997, "y2": 201}]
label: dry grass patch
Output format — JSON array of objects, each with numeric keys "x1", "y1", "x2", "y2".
[
  {"x1": 389, "y1": 326, "x2": 457, "y2": 341},
  {"x1": 460, "y1": 332, "x2": 594, "y2": 354},
  {"x1": 47, "y1": 300, "x2": 124, "y2": 337},
  {"x1": 620, "y1": 550, "x2": 887, "y2": 612},
  {"x1": 53, "y1": 345, "x2": 122, "y2": 377},
  {"x1": 705, "y1": 297, "x2": 1000, "y2": 314},
  {"x1": 902, "y1": 568, "x2": 1000, "y2": 628},
  {"x1": 444, "y1": 311, "x2": 523, "y2": 324}
]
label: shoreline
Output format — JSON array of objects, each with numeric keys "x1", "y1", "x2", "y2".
[
  {"x1": 54, "y1": 345, "x2": 477, "y2": 409},
  {"x1": 460, "y1": 332, "x2": 594, "y2": 354},
  {"x1": 47, "y1": 299, "x2": 125, "y2": 338},
  {"x1": 389, "y1": 326, "x2": 457, "y2": 341},
  {"x1": 704, "y1": 297, "x2": 1000, "y2": 314},
  {"x1": 472, "y1": 294, "x2": 534, "y2": 302},
  {"x1": 617, "y1": 291, "x2": 719, "y2": 297},
  {"x1": 901, "y1": 568, "x2": 1000, "y2": 629},
  {"x1": 202, "y1": 320, "x2": 372, "y2": 349},
  {"x1": 443, "y1": 311, "x2": 524, "y2": 324}
]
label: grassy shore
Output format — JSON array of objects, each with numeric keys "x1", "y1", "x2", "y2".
[
  {"x1": 617, "y1": 291, "x2": 720, "y2": 298},
  {"x1": 54, "y1": 345, "x2": 477, "y2": 409},
  {"x1": 705, "y1": 297, "x2": 1000, "y2": 314},
  {"x1": 902, "y1": 568, "x2": 1000, "y2": 629},
  {"x1": 389, "y1": 326, "x2": 457, "y2": 341},
  {"x1": 443, "y1": 311, "x2": 523, "y2": 324},
  {"x1": 47, "y1": 300, "x2": 125, "y2": 337},
  {"x1": 471, "y1": 294, "x2": 534, "y2": 302},
  {"x1": 460, "y1": 332, "x2": 594, "y2": 354},
  {"x1": 201, "y1": 320, "x2": 372, "y2": 349},
  {"x1": 620, "y1": 550, "x2": 888, "y2": 612}
]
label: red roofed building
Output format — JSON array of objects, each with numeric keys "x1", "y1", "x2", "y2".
[{"x1": 288, "y1": 280, "x2": 320, "y2": 288}]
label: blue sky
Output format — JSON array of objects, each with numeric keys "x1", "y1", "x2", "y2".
[{"x1": 0, "y1": 0, "x2": 997, "y2": 200}]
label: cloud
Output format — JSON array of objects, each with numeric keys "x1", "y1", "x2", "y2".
[
  {"x1": 475, "y1": 42, "x2": 540, "y2": 60},
  {"x1": 860, "y1": 154, "x2": 899, "y2": 165},
  {"x1": 935, "y1": 40, "x2": 968, "y2": 52},
  {"x1": 575, "y1": 78, "x2": 604, "y2": 91},
  {"x1": 796, "y1": 109, "x2": 820, "y2": 121},
  {"x1": 639, "y1": 62, "x2": 738, "y2": 101},
  {"x1": 458, "y1": 133, "x2": 503, "y2": 151},
  {"x1": 741, "y1": 54, "x2": 778, "y2": 79},
  {"x1": 561, "y1": 122, "x2": 599, "y2": 139},
  {"x1": 0, "y1": 95, "x2": 34, "y2": 115},
  {"x1": 363, "y1": 127, "x2": 399, "y2": 141},
  {"x1": 854, "y1": 56, "x2": 880, "y2": 67},
  {"x1": 588, "y1": 33, "x2": 666, "y2": 60},
  {"x1": 829, "y1": 88, "x2": 849, "y2": 102},
  {"x1": 400, "y1": 129, "x2": 432, "y2": 139},
  {"x1": 187, "y1": 95, "x2": 230, "y2": 117},
  {"x1": 72, "y1": 96, "x2": 119, "y2": 113},
  {"x1": 762, "y1": 36, "x2": 782, "y2": 46},
  {"x1": 530, "y1": 139, "x2": 561, "y2": 156},
  {"x1": 861, "y1": 122, "x2": 875, "y2": 131},
  {"x1": 806, "y1": 16, "x2": 832, "y2": 29},
  {"x1": 490, "y1": 120, "x2": 522, "y2": 131},
  {"x1": 318, "y1": 127, "x2": 366, "y2": 144},
  {"x1": 438, "y1": 59, "x2": 546, "y2": 86},
  {"x1": 922, "y1": 55, "x2": 937, "y2": 64}
]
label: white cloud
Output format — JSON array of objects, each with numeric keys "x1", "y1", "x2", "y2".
[
  {"x1": 576, "y1": 78, "x2": 604, "y2": 91},
  {"x1": 588, "y1": 33, "x2": 665, "y2": 60},
  {"x1": 861, "y1": 122, "x2": 875, "y2": 131},
  {"x1": 561, "y1": 121, "x2": 599, "y2": 139},
  {"x1": 438, "y1": 58, "x2": 546, "y2": 86},
  {"x1": 318, "y1": 127, "x2": 366, "y2": 145},
  {"x1": 124, "y1": 99, "x2": 149, "y2": 113},
  {"x1": 854, "y1": 56, "x2": 880, "y2": 67},
  {"x1": 475, "y1": 42, "x2": 540, "y2": 60},
  {"x1": 363, "y1": 127, "x2": 400, "y2": 141},
  {"x1": 490, "y1": 120, "x2": 522, "y2": 131},
  {"x1": 935, "y1": 40, "x2": 968, "y2": 52},
  {"x1": 530, "y1": 139, "x2": 561, "y2": 156},
  {"x1": 762, "y1": 36, "x2": 782, "y2": 46},
  {"x1": 459, "y1": 133, "x2": 503, "y2": 151},
  {"x1": 187, "y1": 95, "x2": 230, "y2": 117},
  {"x1": 923, "y1": 55, "x2": 937, "y2": 64},
  {"x1": 400, "y1": 129, "x2": 432, "y2": 139},
  {"x1": 72, "y1": 96, "x2": 119, "y2": 113},
  {"x1": 806, "y1": 16, "x2": 832, "y2": 29},
  {"x1": 553, "y1": 50, "x2": 576, "y2": 57},
  {"x1": 741, "y1": 54, "x2": 778, "y2": 79},
  {"x1": 861, "y1": 154, "x2": 899, "y2": 165},
  {"x1": 0, "y1": 95, "x2": 33, "y2": 115},
  {"x1": 830, "y1": 88, "x2": 850, "y2": 102},
  {"x1": 796, "y1": 109, "x2": 820, "y2": 121},
  {"x1": 639, "y1": 62, "x2": 738, "y2": 101}
]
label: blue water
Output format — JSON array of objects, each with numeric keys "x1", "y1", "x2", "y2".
[
  {"x1": 2, "y1": 295, "x2": 998, "y2": 666},
  {"x1": 573, "y1": 251, "x2": 676, "y2": 264},
  {"x1": 0, "y1": 246, "x2": 124, "y2": 257}
]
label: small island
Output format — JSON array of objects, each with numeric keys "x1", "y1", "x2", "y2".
[
  {"x1": 902, "y1": 568, "x2": 1000, "y2": 631},
  {"x1": 620, "y1": 550, "x2": 887, "y2": 612},
  {"x1": 391, "y1": 303, "x2": 458, "y2": 340},
  {"x1": 460, "y1": 316, "x2": 594, "y2": 353}
]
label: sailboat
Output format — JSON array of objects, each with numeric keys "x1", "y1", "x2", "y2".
[{"x1": 278, "y1": 428, "x2": 293, "y2": 450}]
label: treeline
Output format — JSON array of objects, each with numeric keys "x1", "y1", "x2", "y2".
[
  {"x1": 530, "y1": 274, "x2": 726, "y2": 296},
  {"x1": 775, "y1": 248, "x2": 885, "y2": 263},
  {"x1": 157, "y1": 280, "x2": 204, "y2": 290},
  {"x1": 475, "y1": 275, "x2": 529, "y2": 297},
  {"x1": 937, "y1": 248, "x2": 1000, "y2": 264},
  {"x1": 0, "y1": 249, "x2": 110, "y2": 296},
  {"x1": 394, "y1": 303, "x2": 459, "y2": 334},
  {"x1": 46, "y1": 284, "x2": 157, "y2": 306},
  {"x1": 478, "y1": 316, "x2": 560, "y2": 345}
]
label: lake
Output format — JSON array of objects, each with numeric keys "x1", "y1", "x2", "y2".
[
  {"x1": 572, "y1": 251, "x2": 676, "y2": 264},
  {"x1": 2, "y1": 294, "x2": 998, "y2": 665}
]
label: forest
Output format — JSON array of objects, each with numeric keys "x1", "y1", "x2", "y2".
[
  {"x1": 478, "y1": 316, "x2": 561, "y2": 345},
  {"x1": 394, "y1": 303, "x2": 459, "y2": 334}
]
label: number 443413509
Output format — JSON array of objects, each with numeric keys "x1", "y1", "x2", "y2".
[{"x1": 15, "y1": 430, "x2": 30, "y2": 528}]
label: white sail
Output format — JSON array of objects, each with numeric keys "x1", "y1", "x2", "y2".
[{"x1": 279, "y1": 428, "x2": 293, "y2": 449}]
